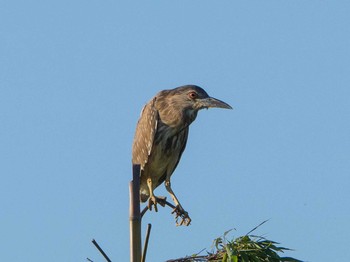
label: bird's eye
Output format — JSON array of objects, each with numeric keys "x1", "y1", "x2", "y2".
[{"x1": 188, "y1": 92, "x2": 198, "y2": 100}]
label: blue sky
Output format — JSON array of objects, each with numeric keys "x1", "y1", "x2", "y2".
[{"x1": 1, "y1": 1, "x2": 349, "y2": 261}]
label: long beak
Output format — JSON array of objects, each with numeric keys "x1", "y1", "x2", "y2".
[{"x1": 200, "y1": 97, "x2": 232, "y2": 109}]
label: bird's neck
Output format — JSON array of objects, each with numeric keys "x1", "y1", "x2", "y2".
[
  {"x1": 159, "y1": 107, "x2": 197, "y2": 128},
  {"x1": 184, "y1": 108, "x2": 198, "y2": 125}
]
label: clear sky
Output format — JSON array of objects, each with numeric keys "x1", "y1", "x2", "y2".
[{"x1": 1, "y1": 1, "x2": 349, "y2": 261}]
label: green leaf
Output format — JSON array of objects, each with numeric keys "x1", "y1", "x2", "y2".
[
  {"x1": 222, "y1": 252, "x2": 227, "y2": 262},
  {"x1": 224, "y1": 229, "x2": 234, "y2": 238},
  {"x1": 281, "y1": 257, "x2": 304, "y2": 262},
  {"x1": 231, "y1": 255, "x2": 238, "y2": 262},
  {"x1": 245, "y1": 220, "x2": 269, "y2": 236}
]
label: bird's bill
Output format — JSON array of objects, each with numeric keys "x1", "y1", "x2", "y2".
[{"x1": 200, "y1": 97, "x2": 232, "y2": 109}]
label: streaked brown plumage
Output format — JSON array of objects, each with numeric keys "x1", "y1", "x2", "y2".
[{"x1": 132, "y1": 85, "x2": 232, "y2": 225}]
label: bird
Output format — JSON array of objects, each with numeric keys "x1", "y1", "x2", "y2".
[{"x1": 132, "y1": 85, "x2": 232, "y2": 226}]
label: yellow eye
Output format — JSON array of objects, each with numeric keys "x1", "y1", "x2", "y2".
[{"x1": 188, "y1": 91, "x2": 198, "y2": 99}]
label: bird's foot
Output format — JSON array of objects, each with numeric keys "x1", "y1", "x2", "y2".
[
  {"x1": 148, "y1": 195, "x2": 167, "y2": 212},
  {"x1": 171, "y1": 205, "x2": 191, "y2": 226}
]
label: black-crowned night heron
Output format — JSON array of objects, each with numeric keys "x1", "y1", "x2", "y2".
[{"x1": 132, "y1": 85, "x2": 232, "y2": 226}]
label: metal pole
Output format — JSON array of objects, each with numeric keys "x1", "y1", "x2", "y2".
[{"x1": 130, "y1": 164, "x2": 142, "y2": 262}]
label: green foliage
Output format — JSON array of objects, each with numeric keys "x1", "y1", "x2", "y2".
[{"x1": 167, "y1": 221, "x2": 303, "y2": 262}]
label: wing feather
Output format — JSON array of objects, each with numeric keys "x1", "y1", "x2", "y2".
[{"x1": 132, "y1": 98, "x2": 158, "y2": 169}]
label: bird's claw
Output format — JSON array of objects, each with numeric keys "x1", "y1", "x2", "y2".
[
  {"x1": 148, "y1": 196, "x2": 167, "y2": 212},
  {"x1": 172, "y1": 205, "x2": 191, "y2": 226}
]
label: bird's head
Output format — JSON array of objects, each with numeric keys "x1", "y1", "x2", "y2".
[
  {"x1": 167, "y1": 85, "x2": 232, "y2": 111},
  {"x1": 156, "y1": 85, "x2": 232, "y2": 126}
]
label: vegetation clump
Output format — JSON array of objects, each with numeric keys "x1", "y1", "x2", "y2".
[{"x1": 167, "y1": 221, "x2": 303, "y2": 262}]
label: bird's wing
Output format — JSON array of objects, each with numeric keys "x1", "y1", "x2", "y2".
[{"x1": 132, "y1": 98, "x2": 158, "y2": 169}]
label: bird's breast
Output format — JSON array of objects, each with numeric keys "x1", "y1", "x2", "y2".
[{"x1": 142, "y1": 124, "x2": 188, "y2": 189}]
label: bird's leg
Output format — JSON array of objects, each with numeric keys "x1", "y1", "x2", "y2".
[
  {"x1": 147, "y1": 177, "x2": 158, "y2": 212},
  {"x1": 146, "y1": 177, "x2": 167, "y2": 212},
  {"x1": 165, "y1": 179, "x2": 191, "y2": 226}
]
